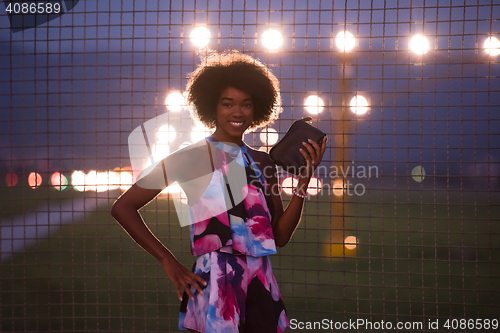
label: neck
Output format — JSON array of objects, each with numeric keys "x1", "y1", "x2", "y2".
[{"x1": 211, "y1": 131, "x2": 244, "y2": 146}]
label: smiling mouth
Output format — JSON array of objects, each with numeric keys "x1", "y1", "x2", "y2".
[{"x1": 229, "y1": 121, "x2": 245, "y2": 127}]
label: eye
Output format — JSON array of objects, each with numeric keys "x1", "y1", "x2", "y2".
[
  {"x1": 222, "y1": 102, "x2": 232, "y2": 108},
  {"x1": 243, "y1": 103, "x2": 253, "y2": 108}
]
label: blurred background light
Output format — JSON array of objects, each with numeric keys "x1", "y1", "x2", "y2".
[
  {"x1": 335, "y1": 31, "x2": 356, "y2": 52},
  {"x1": 191, "y1": 124, "x2": 211, "y2": 143},
  {"x1": 410, "y1": 34, "x2": 429, "y2": 54},
  {"x1": 262, "y1": 29, "x2": 283, "y2": 50},
  {"x1": 28, "y1": 172, "x2": 42, "y2": 189},
  {"x1": 332, "y1": 179, "x2": 345, "y2": 196},
  {"x1": 259, "y1": 127, "x2": 279, "y2": 145},
  {"x1": 304, "y1": 95, "x2": 324, "y2": 114},
  {"x1": 190, "y1": 27, "x2": 211, "y2": 48},
  {"x1": 411, "y1": 166, "x2": 426, "y2": 182},
  {"x1": 306, "y1": 177, "x2": 322, "y2": 196},
  {"x1": 349, "y1": 95, "x2": 369, "y2": 115},
  {"x1": 6, "y1": 173, "x2": 18, "y2": 187},
  {"x1": 151, "y1": 143, "x2": 170, "y2": 163},
  {"x1": 51, "y1": 172, "x2": 68, "y2": 191},
  {"x1": 344, "y1": 236, "x2": 359, "y2": 250},
  {"x1": 71, "y1": 171, "x2": 85, "y2": 192},
  {"x1": 281, "y1": 176, "x2": 298, "y2": 196},
  {"x1": 165, "y1": 92, "x2": 187, "y2": 112},
  {"x1": 484, "y1": 36, "x2": 500, "y2": 56},
  {"x1": 157, "y1": 124, "x2": 176, "y2": 144},
  {"x1": 119, "y1": 171, "x2": 133, "y2": 191}
]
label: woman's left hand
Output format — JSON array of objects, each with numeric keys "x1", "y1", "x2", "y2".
[{"x1": 299, "y1": 137, "x2": 328, "y2": 179}]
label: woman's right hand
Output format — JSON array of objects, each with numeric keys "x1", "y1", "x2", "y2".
[{"x1": 160, "y1": 256, "x2": 207, "y2": 301}]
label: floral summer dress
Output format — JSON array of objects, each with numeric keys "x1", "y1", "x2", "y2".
[{"x1": 178, "y1": 138, "x2": 290, "y2": 333}]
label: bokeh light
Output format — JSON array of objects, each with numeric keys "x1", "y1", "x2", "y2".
[
  {"x1": 281, "y1": 176, "x2": 298, "y2": 196},
  {"x1": 306, "y1": 177, "x2": 322, "y2": 196},
  {"x1": 262, "y1": 29, "x2": 283, "y2": 50},
  {"x1": 28, "y1": 172, "x2": 42, "y2": 189},
  {"x1": 190, "y1": 27, "x2": 211, "y2": 48},
  {"x1": 344, "y1": 236, "x2": 359, "y2": 250},
  {"x1": 410, "y1": 34, "x2": 430, "y2": 54},
  {"x1": 85, "y1": 171, "x2": 98, "y2": 192},
  {"x1": 165, "y1": 92, "x2": 187, "y2": 112},
  {"x1": 484, "y1": 36, "x2": 500, "y2": 56},
  {"x1": 349, "y1": 95, "x2": 369, "y2": 115},
  {"x1": 119, "y1": 171, "x2": 133, "y2": 191},
  {"x1": 191, "y1": 124, "x2": 211, "y2": 143},
  {"x1": 335, "y1": 31, "x2": 356, "y2": 52},
  {"x1": 259, "y1": 128, "x2": 279, "y2": 145},
  {"x1": 157, "y1": 124, "x2": 176, "y2": 143},
  {"x1": 6, "y1": 173, "x2": 18, "y2": 187},
  {"x1": 332, "y1": 179, "x2": 345, "y2": 196},
  {"x1": 71, "y1": 171, "x2": 85, "y2": 192},
  {"x1": 411, "y1": 166, "x2": 426, "y2": 182},
  {"x1": 304, "y1": 95, "x2": 324, "y2": 114},
  {"x1": 151, "y1": 143, "x2": 170, "y2": 163},
  {"x1": 51, "y1": 172, "x2": 68, "y2": 191}
]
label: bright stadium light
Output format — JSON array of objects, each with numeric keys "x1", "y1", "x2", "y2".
[
  {"x1": 28, "y1": 172, "x2": 42, "y2": 189},
  {"x1": 281, "y1": 177, "x2": 298, "y2": 196},
  {"x1": 344, "y1": 236, "x2": 359, "y2": 250},
  {"x1": 332, "y1": 179, "x2": 344, "y2": 196},
  {"x1": 262, "y1": 29, "x2": 282, "y2": 50},
  {"x1": 304, "y1": 95, "x2": 325, "y2": 114},
  {"x1": 306, "y1": 177, "x2": 322, "y2": 196},
  {"x1": 119, "y1": 171, "x2": 133, "y2": 191},
  {"x1": 157, "y1": 124, "x2": 176, "y2": 144},
  {"x1": 165, "y1": 92, "x2": 187, "y2": 112},
  {"x1": 6, "y1": 173, "x2": 18, "y2": 187},
  {"x1": 411, "y1": 165, "x2": 426, "y2": 182},
  {"x1": 190, "y1": 27, "x2": 211, "y2": 48},
  {"x1": 335, "y1": 31, "x2": 356, "y2": 52},
  {"x1": 484, "y1": 36, "x2": 500, "y2": 56},
  {"x1": 259, "y1": 128, "x2": 279, "y2": 145},
  {"x1": 72, "y1": 171, "x2": 85, "y2": 192},
  {"x1": 349, "y1": 95, "x2": 369, "y2": 115},
  {"x1": 151, "y1": 143, "x2": 170, "y2": 162},
  {"x1": 410, "y1": 34, "x2": 429, "y2": 54},
  {"x1": 51, "y1": 172, "x2": 68, "y2": 191}
]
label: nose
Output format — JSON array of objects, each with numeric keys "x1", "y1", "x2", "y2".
[{"x1": 232, "y1": 106, "x2": 244, "y2": 116}]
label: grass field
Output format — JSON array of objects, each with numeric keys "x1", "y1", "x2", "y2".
[{"x1": 1, "y1": 183, "x2": 499, "y2": 332}]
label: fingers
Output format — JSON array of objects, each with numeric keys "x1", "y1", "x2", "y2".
[
  {"x1": 301, "y1": 140, "x2": 317, "y2": 160},
  {"x1": 189, "y1": 272, "x2": 208, "y2": 295},
  {"x1": 181, "y1": 272, "x2": 207, "y2": 301},
  {"x1": 162, "y1": 259, "x2": 207, "y2": 301}
]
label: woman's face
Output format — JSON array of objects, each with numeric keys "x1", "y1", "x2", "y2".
[{"x1": 212, "y1": 86, "x2": 254, "y2": 144}]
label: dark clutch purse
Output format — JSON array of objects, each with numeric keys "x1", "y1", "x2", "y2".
[{"x1": 269, "y1": 117, "x2": 326, "y2": 175}]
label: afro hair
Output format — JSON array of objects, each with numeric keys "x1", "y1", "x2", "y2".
[{"x1": 185, "y1": 50, "x2": 282, "y2": 130}]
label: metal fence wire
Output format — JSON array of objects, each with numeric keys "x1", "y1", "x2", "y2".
[{"x1": 1, "y1": 0, "x2": 499, "y2": 332}]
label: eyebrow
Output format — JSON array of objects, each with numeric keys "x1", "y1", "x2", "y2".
[{"x1": 220, "y1": 97, "x2": 253, "y2": 102}]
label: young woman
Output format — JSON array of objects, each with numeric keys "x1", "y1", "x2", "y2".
[{"x1": 111, "y1": 51, "x2": 327, "y2": 332}]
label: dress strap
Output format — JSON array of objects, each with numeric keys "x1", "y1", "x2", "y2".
[{"x1": 206, "y1": 140, "x2": 215, "y2": 172}]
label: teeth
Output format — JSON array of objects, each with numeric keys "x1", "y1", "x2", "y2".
[{"x1": 230, "y1": 122, "x2": 244, "y2": 126}]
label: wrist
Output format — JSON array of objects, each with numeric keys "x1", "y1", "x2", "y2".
[
  {"x1": 158, "y1": 250, "x2": 175, "y2": 265},
  {"x1": 292, "y1": 187, "x2": 308, "y2": 199}
]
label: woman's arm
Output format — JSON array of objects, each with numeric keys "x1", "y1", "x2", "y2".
[
  {"x1": 111, "y1": 167, "x2": 206, "y2": 301},
  {"x1": 267, "y1": 137, "x2": 328, "y2": 247}
]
